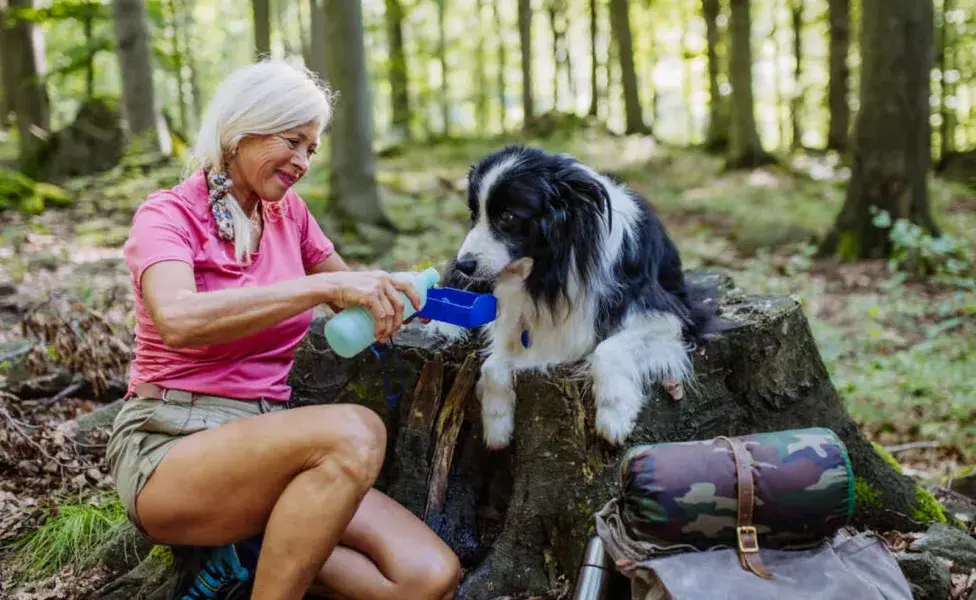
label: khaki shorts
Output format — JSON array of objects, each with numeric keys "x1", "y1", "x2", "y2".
[{"x1": 105, "y1": 389, "x2": 288, "y2": 536}]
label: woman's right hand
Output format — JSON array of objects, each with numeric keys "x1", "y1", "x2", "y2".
[{"x1": 318, "y1": 270, "x2": 422, "y2": 343}]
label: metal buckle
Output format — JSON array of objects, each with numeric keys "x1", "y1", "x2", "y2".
[{"x1": 737, "y1": 526, "x2": 760, "y2": 553}]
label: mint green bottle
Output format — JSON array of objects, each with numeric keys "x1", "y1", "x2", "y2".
[{"x1": 324, "y1": 267, "x2": 440, "y2": 358}]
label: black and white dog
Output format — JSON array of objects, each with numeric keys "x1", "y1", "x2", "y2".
[{"x1": 439, "y1": 145, "x2": 716, "y2": 450}]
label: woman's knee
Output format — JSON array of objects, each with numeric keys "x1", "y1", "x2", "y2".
[
  {"x1": 402, "y1": 545, "x2": 462, "y2": 599},
  {"x1": 308, "y1": 404, "x2": 387, "y2": 488}
]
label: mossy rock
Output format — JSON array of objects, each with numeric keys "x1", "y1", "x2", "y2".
[
  {"x1": 35, "y1": 182, "x2": 74, "y2": 208},
  {"x1": 0, "y1": 168, "x2": 74, "y2": 214},
  {"x1": 29, "y1": 96, "x2": 125, "y2": 183},
  {"x1": 18, "y1": 194, "x2": 46, "y2": 215},
  {"x1": 0, "y1": 168, "x2": 36, "y2": 211}
]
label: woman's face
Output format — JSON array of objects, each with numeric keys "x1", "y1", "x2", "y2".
[{"x1": 232, "y1": 121, "x2": 320, "y2": 202}]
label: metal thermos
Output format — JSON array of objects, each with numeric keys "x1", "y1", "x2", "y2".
[{"x1": 571, "y1": 536, "x2": 612, "y2": 600}]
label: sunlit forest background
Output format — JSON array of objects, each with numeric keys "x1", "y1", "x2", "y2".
[{"x1": 1, "y1": 0, "x2": 975, "y2": 595}]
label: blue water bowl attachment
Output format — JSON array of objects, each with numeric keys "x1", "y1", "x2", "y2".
[{"x1": 415, "y1": 287, "x2": 498, "y2": 328}]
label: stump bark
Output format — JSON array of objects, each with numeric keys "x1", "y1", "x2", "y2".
[{"x1": 286, "y1": 269, "x2": 933, "y2": 599}]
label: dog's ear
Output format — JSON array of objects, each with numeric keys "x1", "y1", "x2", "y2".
[{"x1": 555, "y1": 166, "x2": 612, "y2": 231}]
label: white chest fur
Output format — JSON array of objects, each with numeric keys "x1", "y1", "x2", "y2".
[{"x1": 486, "y1": 276, "x2": 598, "y2": 372}]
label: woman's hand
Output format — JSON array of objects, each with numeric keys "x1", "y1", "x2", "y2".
[{"x1": 319, "y1": 271, "x2": 422, "y2": 343}]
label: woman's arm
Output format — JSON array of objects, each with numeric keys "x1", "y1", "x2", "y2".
[
  {"x1": 307, "y1": 252, "x2": 350, "y2": 275},
  {"x1": 142, "y1": 260, "x2": 421, "y2": 348}
]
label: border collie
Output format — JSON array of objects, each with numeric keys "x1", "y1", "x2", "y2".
[{"x1": 439, "y1": 145, "x2": 715, "y2": 450}]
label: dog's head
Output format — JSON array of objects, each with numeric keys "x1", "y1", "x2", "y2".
[{"x1": 450, "y1": 145, "x2": 612, "y2": 309}]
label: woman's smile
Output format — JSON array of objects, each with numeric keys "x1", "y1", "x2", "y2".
[{"x1": 275, "y1": 169, "x2": 298, "y2": 189}]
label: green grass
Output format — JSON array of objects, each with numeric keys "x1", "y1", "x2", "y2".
[{"x1": 5, "y1": 492, "x2": 132, "y2": 582}]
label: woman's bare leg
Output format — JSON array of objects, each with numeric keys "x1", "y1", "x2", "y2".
[
  {"x1": 133, "y1": 403, "x2": 457, "y2": 600},
  {"x1": 309, "y1": 489, "x2": 461, "y2": 599}
]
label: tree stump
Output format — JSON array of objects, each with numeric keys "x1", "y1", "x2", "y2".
[{"x1": 287, "y1": 269, "x2": 936, "y2": 600}]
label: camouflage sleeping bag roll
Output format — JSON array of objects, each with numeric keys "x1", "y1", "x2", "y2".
[{"x1": 617, "y1": 427, "x2": 855, "y2": 551}]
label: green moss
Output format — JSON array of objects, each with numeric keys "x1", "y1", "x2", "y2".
[
  {"x1": 35, "y1": 182, "x2": 74, "y2": 208},
  {"x1": 913, "y1": 486, "x2": 948, "y2": 524},
  {"x1": 149, "y1": 544, "x2": 174, "y2": 568},
  {"x1": 346, "y1": 381, "x2": 370, "y2": 401},
  {"x1": 854, "y1": 476, "x2": 883, "y2": 509},
  {"x1": 18, "y1": 194, "x2": 45, "y2": 215},
  {"x1": 872, "y1": 441, "x2": 903, "y2": 474},
  {"x1": 837, "y1": 230, "x2": 861, "y2": 262}
]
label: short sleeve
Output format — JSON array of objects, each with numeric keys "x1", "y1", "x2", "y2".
[
  {"x1": 122, "y1": 193, "x2": 196, "y2": 293},
  {"x1": 293, "y1": 193, "x2": 335, "y2": 270}
]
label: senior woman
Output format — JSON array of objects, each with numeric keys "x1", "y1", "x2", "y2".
[{"x1": 106, "y1": 59, "x2": 460, "y2": 600}]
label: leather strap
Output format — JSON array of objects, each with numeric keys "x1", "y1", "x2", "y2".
[{"x1": 717, "y1": 436, "x2": 774, "y2": 579}]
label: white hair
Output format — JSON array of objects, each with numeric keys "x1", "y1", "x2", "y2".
[{"x1": 190, "y1": 58, "x2": 337, "y2": 263}]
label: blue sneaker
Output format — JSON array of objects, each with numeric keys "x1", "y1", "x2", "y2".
[{"x1": 176, "y1": 536, "x2": 262, "y2": 600}]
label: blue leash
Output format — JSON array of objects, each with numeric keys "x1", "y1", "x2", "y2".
[{"x1": 369, "y1": 340, "x2": 405, "y2": 408}]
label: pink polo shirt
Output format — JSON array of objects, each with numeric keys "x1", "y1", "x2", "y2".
[{"x1": 122, "y1": 168, "x2": 334, "y2": 401}]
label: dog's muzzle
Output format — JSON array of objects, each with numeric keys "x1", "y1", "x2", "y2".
[{"x1": 455, "y1": 254, "x2": 479, "y2": 276}]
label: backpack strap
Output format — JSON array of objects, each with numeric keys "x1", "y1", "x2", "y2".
[{"x1": 718, "y1": 436, "x2": 774, "y2": 580}]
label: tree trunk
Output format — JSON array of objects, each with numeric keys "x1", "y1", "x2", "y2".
[
  {"x1": 588, "y1": 0, "x2": 599, "y2": 118},
  {"x1": 276, "y1": 0, "x2": 295, "y2": 56},
  {"x1": 726, "y1": 0, "x2": 771, "y2": 168},
  {"x1": 179, "y1": 0, "x2": 201, "y2": 128},
  {"x1": 939, "y1": 0, "x2": 956, "y2": 160},
  {"x1": 322, "y1": 0, "x2": 396, "y2": 239},
  {"x1": 289, "y1": 270, "x2": 935, "y2": 599},
  {"x1": 772, "y1": 0, "x2": 786, "y2": 149},
  {"x1": 0, "y1": 0, "x2": 15, "y2": 129},
  {"x1": 167, "y1": 0, "x2": 187, "y2": 133},
  {"x1": 112, "y1": 0, "x2": 172, "y2": 157},
  {"x1": 827, "y1": 0, "x2": 851, "y2": 153},
  {"x1": 251, "y1": 0, "x2": 270, "y2": 58},
  {"x1": 518, "y1": 0, "x2": 534, "y2": 130},
  {"x1": 299, "y1": 0, "x2": 311, "y2": 64},
  {"x1": 549, "y1": 1, "x2": 559, "y2": 109},
  {"x1": 437, "y1": 0, "x2": 449, "y2": 138},
  {"x1": 702, "y1": 0, "x2": 728, "y2": 153},
  {"x1": 5, "y1": 0, "x2": 51, "y2": 172},
  {"x1": 682, "y1": 3, "x2": 694, "y2": 144},
  {"x1": 307, "y1": 0, "x2": 326, "y2": 80},
  {"x1": 494, "y1": 2, "x2": 507, "y2": 133},
  {"x1": 790, "y1": 0, "x2": 803, "y2": 150},
  {"x1": 84, "y1": 15, "x2": 95, "y2": 99},
  {"x1": 608, "y1": 0, "x2": 647, "y2": 135},
  {"x1": 819, "y1": 0, "x2": 939, "y2": 261},
  {"x1": 475, "y1": 0, "x2": 488, "y2": 135},
  {"x1": 385, "y1": 0, "x2": 410, "y2": 141}
]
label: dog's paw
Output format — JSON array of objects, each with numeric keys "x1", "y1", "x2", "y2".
[
  {"x1": 482, "y1": 405, "x2": 514, "y2": 450},
  {"x1": 595, "y1": 404, "x2": 637, "y2": 445}
]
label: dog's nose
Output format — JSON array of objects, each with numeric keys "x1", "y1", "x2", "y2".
[{"x1": 455, "y1": 255, "x2": 478, "y2": 276}]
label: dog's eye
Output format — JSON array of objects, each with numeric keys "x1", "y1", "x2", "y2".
[{"x1": 499, "y1": 211, "x2": 516, "y2": 224}]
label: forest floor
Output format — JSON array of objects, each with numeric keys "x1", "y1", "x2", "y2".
[{"x1": 1, "y1": 129, "x2": 975, "y2": 598}]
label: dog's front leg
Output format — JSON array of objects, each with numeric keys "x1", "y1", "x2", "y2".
[
  {"x1": 477, "y1": 355, "x2": 517, "y2": 450},
  {"x1": 588, "y1": 313, "x2": 692, "y2": 445}
]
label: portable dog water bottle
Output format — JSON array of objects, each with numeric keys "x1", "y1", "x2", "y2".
[
  {"x1": 324, "y1": 267, "x2": 498, "y2": 358},
  {"x1": 414, "y1": 286, "x2": 497, "y2": 329},
  {"x1": 571, "y1": 536, "x2": 612, "y2": 600},
  {"x1": 325, "y1": 267, "x2": 441, "y2": 358}
]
